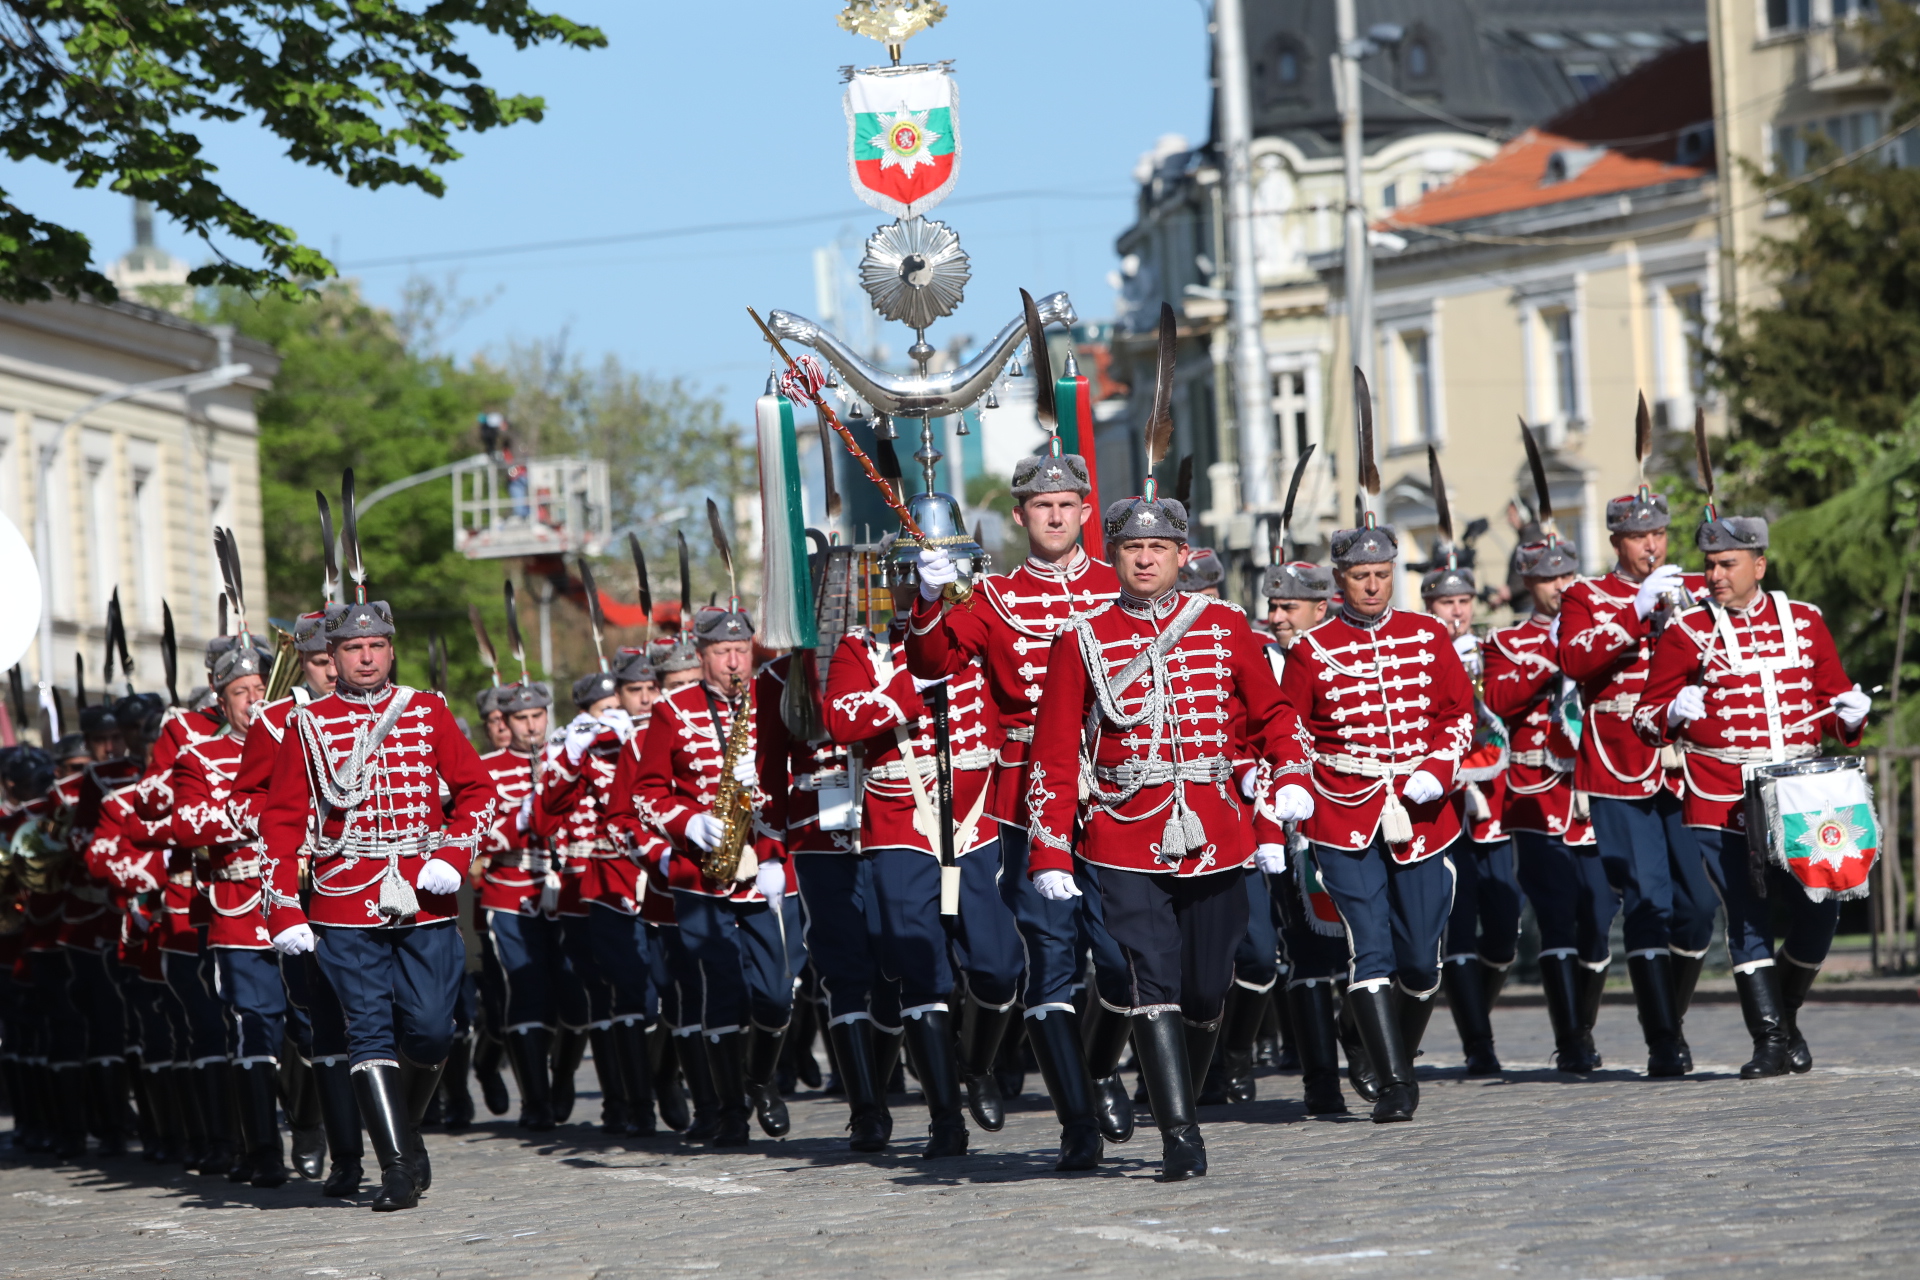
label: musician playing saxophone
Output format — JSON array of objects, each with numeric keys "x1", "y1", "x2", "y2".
[
  {"x1": 620, "y1": 602, "x2": 800, "y2": 1148},
  {"x1": 1635, "y1": 512, "x2": 1867, "y2": 1080}
]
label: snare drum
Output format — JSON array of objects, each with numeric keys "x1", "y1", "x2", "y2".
[{"x1": 1742, "y1": 757, "x2": 1878, "y2": 902}]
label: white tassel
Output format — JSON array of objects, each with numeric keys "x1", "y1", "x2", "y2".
[
  {"x1": 756, "y1": 390, "x2": 816, "y2": 649},
  {"x1": 1380, "y1": 790, "x2": 1414, "y2": 845},
  {"x1": 1160, "y1": 810, "x2": 1188, "y2": 861},
  {"x1": 1659, "y1": 744, "x2": 1684, "y2": 771},
  {"x1": 1572, "y1": 790, "x2": 1591, "y2": 822},
  {"x1": 1181, "y1": 803, "x2": 1205, "y2": 849},
  {"x1": 538, "y1": 870, "x2": 560, "y2": 916},
  {"x1": 378, "y1": 862, "x2": 420, "y2": 923}
]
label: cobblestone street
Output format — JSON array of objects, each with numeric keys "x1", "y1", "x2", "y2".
[{"x1": 3, "y1": 1002, "x2": 1916, "y2": 1280}]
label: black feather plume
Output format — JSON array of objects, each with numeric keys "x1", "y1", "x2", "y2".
[
  {"x1": 1427, "y1": 446, "x2": 1454, "y2": 548},
  {"x1": 1354, "y1": 367, "x2": 1380, "y2": 502},
  {"x1": 1520, "y1": 417, "x2": 1556, "y2": 535},
  {"x1": 1279, "y1": 444, "x2": 1316, "y2": 554},
  {"x1": 503, "y1": 578, "x2": 530, "y2": 683},
  {"x1": 161, "y1": 600, "x2": 179, "y2": 705},
  {"x1": 1022, "y1": 288, "x2": 1057, "y2": 431},
  {"x1": 629, "y1": 533, "x2": 653, "y2": 641},
  {"x1": 676, "y1": 531, "x2": 692, "y2": 623},
  {"x1": 1144, "y1": 304, "x2": 1177, "y2": 484},
  {"x1": 707, "y1": 498, "x2": 738, "y2": 611},
  {"x1": 1693, "y1": 403, "x2": 1716, "y2": 518},
  {"x1": 579, "y1": 556, "x2": 608, "y2": 671},
  {"x1": 468, "y1": 605, "x2": 500, "y2": 686},
  {"x1": 1175, "y1": 454, "x2": 1194, "y2": 507},
  {"x1": 317, "y1": 491, "x2": 339, "y2": 604}
]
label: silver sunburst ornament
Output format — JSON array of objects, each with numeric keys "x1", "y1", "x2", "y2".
[{"x1": 858, "y1": 216, "x2": 970, "y2": 331}]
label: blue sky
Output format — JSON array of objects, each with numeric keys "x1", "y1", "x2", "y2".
[{"x1": 12, "y1": 0, "x2": 1211, "y2": 416}]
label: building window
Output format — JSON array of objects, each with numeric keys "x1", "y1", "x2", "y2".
[
  {"x1": 86, "y1": 455, "x2": 119, "y2": 619},
  {"x1": 1775, "y1": 110, "x2": 1884, "y2": 176},
  {"x1": 1564, "y1": 62, "x2": 1606, "y2": 97},
  {"x1": 1380, "y1": 323, "x2": 1441, "y2": 450},
  {"x1": 1407, "y1": 333, "x2": 1436, "y2": 443},
  {"x1": 1547, "y1": 309, "x2": 1579, "y2": 426},
  {"x1": 1767, "y1": 0, "x2": 1811, "y2": 32},
  {"x1": 1406, "y1": 39, "x2": 1432, "y2": 80},
  {"x1": 1382, "y1": 181, "x2": 1398, "y2": 210},
  {"x1": 1676, "y1": 289, "x2": 1707, "y2": 397},
  {"x1": 1277, "y1": 47, "x2": 1299, "y2": 85},
  {"x1": 131, "y1": 466, "x2": 164, "y2": 628},
  {"x1": 1270, "y1": 369, "x2": 1313, "y2": 461}
]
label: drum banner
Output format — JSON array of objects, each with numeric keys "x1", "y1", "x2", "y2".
[
  {"x1": 1769, "y1": 768, "x2": 1878, "y2": 901},
  {"x1": 1291, "y1": 836, "x2": 1346, "y2": 938},
  {"x1": 845, "y1": 67, "x2": 960, "y2": 218}
]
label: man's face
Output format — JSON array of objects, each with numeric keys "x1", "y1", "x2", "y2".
[
  {"x1": 483, "y1": 710, "x2": 510, "y2": 749},
  {"x1": 507, "y1": 707, "x2": 548, "y2": 753},
  {"x1": 1528, "y1": 573, "x2": 1578, "y2": 617},
  {"x1": 1427, "y1": 593, "x2": 1475, "y2": 638},
  {"x1": 219, "y1": 674, "x2": 267, "y2": 732},
  {"x1": 1266, "y1": 597, "x2": 1328, "y2": 645},
  {"x1": 1704, "y1": 550, "x2": 1765, "y2": 606},
  {"x1": 85, "y1": 730, "x2": 126, "y2": 762},
  {"x1": 331, "y1": 637, "x2": 394, "y2": 690},
  {"x1": 1115, "y1": 538, "x2": 1187, "y2": 598},
  {"x1": 698, "y1": 640, "x2": 754, "y2": 689},
  {"x1": 1012, "y1": 492, "x2": 1093, "y2": 560},
  {"x1": 616, "y1": 680, "x2": 657, "y2": 716},
  {"x1": 661, "y1": 668, "x2": 700, "y2": 691},
  {"x1": 1612, "y1": 529, "x2": 1669, "y2": 579},
  {"x1": 582, "y1": 695, "x2": 617, "y2": 720},
  {"x1": 300, "y1": 650, "x2": 336, "y2": 696},
  {"x1": 1338, "y1": 563, "x2": 1395, "y2": 616}
]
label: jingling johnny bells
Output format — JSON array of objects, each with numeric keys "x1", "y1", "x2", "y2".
[{"x1": 2, "y1": 463, "x2": 1872, "y2": 1197}]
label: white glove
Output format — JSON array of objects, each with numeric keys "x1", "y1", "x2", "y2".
[
  {"x1": 564, "y1": 715, "x2": 599, "y2": 764},
  {"x1": 271, "y1": 923, "x2": 316, "y2": 957},
  {"x1": 917, "y1": 547, "x2": 957, "y2": 602},
  {"x1": 515, "y1": 793, "x2": 534, "y2": 834},
  {"x1": 732, "y1": 756, "x2": 758, "y2": 788},
  {"x1": 1271, "y1": 783, "x2": 1315, "y2": 823},
  {"x1": 598, "y1": 707, "x2": 634, "y2": 741},
  {"x1": 657, "y1": 848, "x2": 672, "y2": 877},
  {"x1": 1402, "y1": 771, "x2": 1444, "y2": 805},
  {"x1": 1667, "y1": 684, "x2": 1707, "y2": 728},
  {"x1": 755, "y1": 861, "x2": 786, "y2": 902},
  {"x1": 1633, "y1": 564, "x2": 1686, "y2": 620},
  {"x1": 912, "y1": 674, "x2": 948, "y2": 693},
  {"x1": 1034, "y1": 869, "x2": 1082, "y2": 901},
  {"x1": 1453, "y1": 632, "x2": 1481, "y2": 677},
  {"x1": 1240, "y1": 768, "x2": 1263, "y2": 801},
  {"x1": 1833, "y1": 686, "x2": 1871, "y2": 729},
  {"x1": 686, "y1": 813, "x2": 724, "y2": 852},
  {"x1": 1253, "y1": 843, "x2": 1287, "y2": 874},
  {"x1": 416, "y1": 859, "x2": 463, "y2": 896}
]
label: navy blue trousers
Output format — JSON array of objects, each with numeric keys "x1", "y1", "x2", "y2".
[
  {"x1": 559, "y1": 913, "x2": 613, "y2": 1028},
  {"x1": 127, "y1": 978, "x2": 175, "y2": 1064},
  {"x1": 162, "y1": 948, "x2": 229, "y2": 1064},
  {"x1": 793, "y1": 851, "x2": 889, "y2": 1023},
  {"x1": 871, "y1": 845, "x2": 1024, "y2": 1010},
  {"x1": 1000, "y1": 824, "x2": 1129, "y2": 1009},
  {"x1": 587, "y1": 903, "x2": 655, "y2": 1024},
  {"x1": 32, "y1": 950, "x2": 87, "y2": 1066},
  {"x1": 64, "y1": 947, "x2": 128, "y2": 1060},
  {"x1": 313, "y1": 922, "x2": 464, "y2": 1068},
  {"x1": 1694, "y1": 828, "x2": 1842, "y2": 968},
  {"x1": 1443, "y1": 838, "x2": 1522, "y2": 966},
  {"x1": 672, "y1": 890, "x2": 804, "y2": 1032},
  {"x1": 1232, "y1": 868, "x2": 1281, "y2": 989},
  {"x1": 282, "y1": 951, "x2": 352, "y2": 1060},
  {"x1": 1312, "y1": 839, "x2": 1455, "y2": 995},
  {"x1": 1589, "y1": 792, "x2": 1718, "y2": 955},
  {"x1": 484, "y1": 909, "x2": 565, "y2": 1033},
  {"x1": 1514, "y1": 832, "x2": 1615, "y2": 964},
  {"x1": 1095, "y1": 867, "x2": 1247, "y2": 1020},
  {"x1": 213, "y1": 948, "x2": 288, "y2": 1063}
]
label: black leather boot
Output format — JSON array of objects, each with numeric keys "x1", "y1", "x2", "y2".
[
  {"x1": 313, "y1": 1059, "x2": 364, "y2": 1197},
  {"x1": 143, "y1": 1064, "x2": 186, "y2": 1163},
  {"x1": 651, "y1": 1025, "x2": 692, "y2": 1133},
  {"x1": 901, "y1": 1009, "x2": 967, "y2": 1158},
  {"x1": 785, "y1": 997, "x2": 822, "y2": 1091},
  {"x1": 235, "y1": 1061, "x2": 290, "y2": 1188},
  {"x1": 472, "y1": 1031, "x2": 511, "y2": 1116},
  {"x1": 351, "y1": 1063, "x2": 417, "y2": 1211},
  {"x1": 676, "y1": 1031, "x2": 723, "y2": 1142},
  {"x1": 827, "y1": 1017, "x2": 891, "y2": 1152},
  {"x1": 1396, "y1": 986, "x2": 1436, "y2": 1107},
  {"x1": 1347, "y1": 984, "x2": 1416, "y2": 1123},
  {"x1": 1287, "y1": 981, "x2": 1348, "y2": 1114},
  {"x1": 1027, "y1": 1008, "x2": 1102, "y2": 1171},
  {"x1": 871, "y1": 1022, "x2": 906, "y2": 1099},
  {"x1": 957, "y1": 992, "x2": 1016, "y2": 1133},
  {"x1": 397, "y1": 1057, "x2": 444, "y2": 1193},
  {"x1": 193, "y1": 1061, "x2": 237, "y2": 1174},
  {"x1": 1080, "y1": 999, "x2": 1135, "y2": 1144},
  {"x1": 127, "y1": 1054, "x2": 158, "y2": 1160},
  {"x1": 550, "y1": 1027, "x2": 588, "y2": 1123},
  {"x1": 1674, "y1": 948, "x2": 1704, "y2": 1074},
  {"x1": 1130, "y1": 1010, "x2": 1204, "y2": 1180},
  {"x1": 1778, "y1": 959, "x2": 1818, "y2": 1073},
  {"x1": 1735, "y1": 966, "x2": 1790, "y2": 1079},
  {"x1": 1219, "y1": 983, "x2": 1268, "y2": 1104},
  {"x1": 1182, "y1": 1015, "x2": 1223, "y2": 1112},
  {"x1": 1269, "y1": 978, "x2": 1299, "y2": 1070},
  {"x1": 440, "y1": 1034, "x2": 476, "y2": 1132},
  {"x1": 1573, "y1": 961, "x2": 1608, "y2": 1070},
  {"x1": 610, "y1": 1019, "x2": 656, "y2": 1136},
  {"x1": 51, "y1": 1064, "x2": 88, "y2": 1159},
  {"x1": 1537, "y1": 954, "x2": 1591, "y2": 1073},
  {"x1": 1481, "y1": 958, "x2": 1510, "y2": 1012},
  {"x1": 704, "y1": 1030, "x2": 752, "y2": 1147},
  {"x1": 992, "y1": 1010, "x2": 1027, "y2": 1103},
  {"x1": 1334, "y1": 981, "x2": 1380, "y2": 1103},
  {"x1": 586, "y1": 1027, "x2": 630, "y2": 1135},
  {"x1": 744, "y1": 1022, "x2": 791, "y2": 1138},
  {"x1": 173, "y1": 1065, "x2": 207, "y2": 1168},
  {"x1": 1627, "y1": 953, "x2": 1687, "y2": 1077},
  {"x1": 505, "y1": 1028, "x2": 556, "y2": 1131},
  {"x1": 280, "y1": 1053, "x2": 326, "y2": 1179},
  {"x1": 85, "y1": 1058, "x2": 131, "y2": 1157},
  {"x1": 1441, "y1": 957, "x2": 1499, "y2": 1074}
]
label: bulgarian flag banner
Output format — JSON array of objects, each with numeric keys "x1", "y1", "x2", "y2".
[
  {"x1": 1769, "y1": 768, "x2": 1878, "y2": 901},
  {"x1": 845, "y1": 67, "x2": 961, "y2": 218}
]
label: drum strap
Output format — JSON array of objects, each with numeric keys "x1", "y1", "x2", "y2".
[{"x1": 1709, "y1": 592, "x2": 1800, "y2": 762}]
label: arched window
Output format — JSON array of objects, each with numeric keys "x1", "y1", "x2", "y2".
[
  {"x1": 1406, "y1": 39, "x2": 1431, "y2": 79},
  {"x1": 1258, "y1": 36, "x2": 1307, "y2": 103}
]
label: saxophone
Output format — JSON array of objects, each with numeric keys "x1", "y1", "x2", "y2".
[{"x1": 701, "y1": 676, "x2": 759, "y2": 884}]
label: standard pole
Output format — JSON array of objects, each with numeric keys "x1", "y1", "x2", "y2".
[
  {"x1": 1214, "y1": 0, "x2": 1273, "y2": 515},
  {"x1": 538, "y1": 576, "x2": 554, "y2": 679},
  {"x1": 1337, "y1": 0, "x2": 1374, "y2": 432}
]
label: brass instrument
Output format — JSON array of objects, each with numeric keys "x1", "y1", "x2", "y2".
[
  {"x1": 264, "y1": 625, "x2": 300, "y2": 701},
  {"x1": 701, "y1": 676, "x2": 760, "y2": 885},
  {"x1": 10, "y1": 814, "x2": 70, "y2": 895}
]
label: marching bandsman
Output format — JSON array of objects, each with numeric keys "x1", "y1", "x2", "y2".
[
  {"x1": 1556, "y1": 469, "x2": 1716, "y2": 1076},
  {"x1": 1276, "y1": 384, "x2": 1473, "y2": 1125},
  {"x1": 621, "y1": 599, "x2": 801, "y2": 1148},
  {"x1": 1027, "y1": 310, "x2": 1314, "y2": 1179},
  {"x1": 1635, "y1": 494, "x2": 1868, "y2": 1077},
  {"x1": 260, "y1": 477, "x2": 497, "y2": 1212},
  {"x1": 826, "y1": 553, "x2": 1028, "y2": 1162},
  {"x1": 477, "y1": 687, "x2": 510, "y2": 751}
]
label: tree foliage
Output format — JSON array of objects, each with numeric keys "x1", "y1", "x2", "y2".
[{"x1": 0, "y1": 0, "x2": 604, "y2": 302}]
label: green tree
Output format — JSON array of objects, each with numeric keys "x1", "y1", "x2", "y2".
[{"x1": 0, "y1": 1, "x2": 604, "y2": 302}]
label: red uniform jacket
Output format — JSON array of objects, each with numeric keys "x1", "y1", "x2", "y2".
[
  {"x1": 57, "y1": 760, "x2": 142, "y2": 952},
  {"x1": 906, "y1": 551, "x2": 1119, "y2": 824},
  {"x1": 757, "y1": 654, "x2": 856, "y2": 857},
  {"x1": 1484, "y1": 614, "x2": 1593, "y2": 844},
  {"x1": 475, "y1": 747, "x2": 548, "y2": 916},
  {"x1": 260, "y1": 685, "x2": 495, "y2": 935},
  {"x1": 1028, "y1": 594, "x2": 1309, "y2": 878},
  {"x1": 114, "y1": 706, "x2": 223, "y2": 820},
  {"x1": 1279, "y1": 607, "x2": 1475, "y2": 862},
  {"x1": 825, "y1": 623, "x2": 997, "y2": 858},
  {"x1": 1557, "y1": 569, "x2": 1705, "y2": 799},
  {"x1": 171, "y1": 733, "x2": 274, "y2": 950},
  {"x1": 1453, "y1": 633, "x2": 1510, "y2": 844},
  {"x1": 1634, "y1": 593, "x2": 1861, "y2": 831},
  {"x1": 539, "y1": 716, "x2": 655, "y2": 916},
  {"x1": 618, "y1": 680, "x2": 788, "y2": 903}
]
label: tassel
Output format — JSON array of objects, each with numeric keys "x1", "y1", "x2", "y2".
[
  {"x1": 1466, "y1": 785, "x2": 1489, "y2": 824},
  {"x1": 1572, "y1": 790, "x2": 1590, "y2": 823},
  {"x1": 539, "y1": 870, "x2": 560, "y2": 916},
  {"x1": 735, "y1": 847, "x2": 760, "y2": 883},
  {"x1": 1160, "y1": 810, "x2": 1188, "y2": 861},
  {"x1": 1181, "y1": 803, "x2": 1205, "y2": 849},
  {"x1": 1659, "y1": 744, "x2": 1683, "y2": 772},
  {"x1": 378, "y1": 862, "x2": 420, "y2": 924},
  {"x1": 1380, "y1": 790, "x2": 1414, "y2": 845},
  {"x1": 756, "y1": 388, "x2": 819, "y2": 651}
]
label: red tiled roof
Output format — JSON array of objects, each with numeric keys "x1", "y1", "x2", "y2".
[{"x1": 1379, "y1": 128, "x2": 1706, "y2": 229}]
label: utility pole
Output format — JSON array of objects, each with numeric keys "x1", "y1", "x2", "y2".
[
  {"x1": 1337, "y1": 0, "x2": 1374, "y2": 426},
  {"x1": 1213, "y1": 0, "x2": 1274, "y2": 516}
]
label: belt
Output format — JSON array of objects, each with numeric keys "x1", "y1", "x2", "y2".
[
  {"x1": 167, "y1": 869, "x2": 195, "y2": 887},
  {"x1": 204, "y1": 859, "x2": 264, "y2": 882},
  {"x1": 1093, "y1": 757, "x2": 1230, "y2": 788},
  {"x1": 794, "y1": 771, "x2": 850, "y2": 791},
  {"x1": 1510, "y1": 749, "x2": 1573, "y2": 771},
  {"x1": 864, "y1": 747, "x2": 994, "y2": 781},
  {"x1": 1591, "y1": 694, "x2": 1639, "y2": 715},
  {"x1": 1313, "y1": 752, "x2": 1423, "y2": 778},
  {"x1": 1003, "y1": 726, "x2": 1035, "y2": 744},
  {"x1": 1682, "y1": 742, "x2": 1818, "y2": 766},
  {"x1": 489, "y1": 850, "x2": 551, "y2": 873}
]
